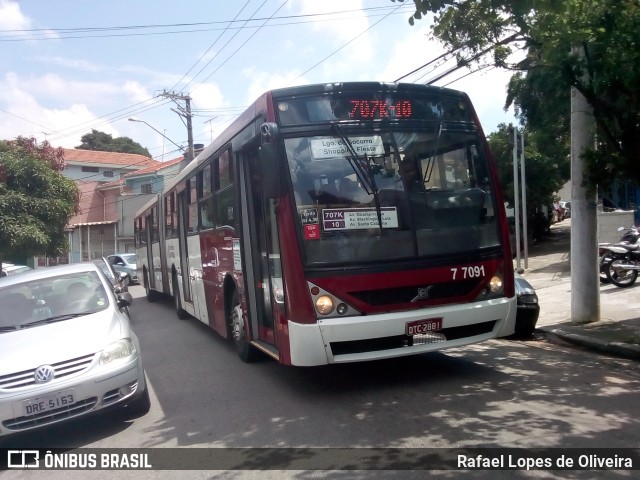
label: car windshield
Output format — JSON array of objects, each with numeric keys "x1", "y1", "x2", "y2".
[
  {"x1": 121, "y1": 254, "x2": 136, "y2": 264},
  {"x1": 0, "y1": 271, "x2": 109, "y2": 330},
  {"x1": 285, "y1": 129, "x2": 500, "y2": 265}
]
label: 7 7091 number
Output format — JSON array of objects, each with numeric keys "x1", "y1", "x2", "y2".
[{"x1": 450, "y1": 265, "x2": 485, "y2": 280}]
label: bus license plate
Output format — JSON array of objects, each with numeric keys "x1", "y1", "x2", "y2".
[
  {"x1": 22, "y1": 389, "x2": 75, "y2": 416},
  {"x1": 406, "y1": 318, "x2": 443, "y2": 335}
]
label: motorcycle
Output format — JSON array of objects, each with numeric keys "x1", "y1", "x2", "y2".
[{"x1": 600, "y1": 226, "x2": 640, "y2": 288}]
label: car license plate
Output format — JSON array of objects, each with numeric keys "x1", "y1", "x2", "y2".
[
  {"x1": 406, "y1": 318, "x2": 443, "y2": 335},
  {"x1": 22, "y1": 389, "x2": 75, "y2": 416}
]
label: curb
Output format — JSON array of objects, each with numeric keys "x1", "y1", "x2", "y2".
[{"x1": 543, "y1": 328, "x2": 640, "y2": 361}]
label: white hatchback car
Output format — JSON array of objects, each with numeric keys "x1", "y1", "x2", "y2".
[{"x1": 0, "y1": 263, "x2": 150, "y2": 437}]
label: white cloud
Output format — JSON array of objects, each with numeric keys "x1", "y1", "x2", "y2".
[
  {"x1": 191, "y1": 82, "x2": 228, "y2": 111},
  {"x1": 448, "y1": 67, "x2": 515, "y2": 133},
  {"x1": 0, "y1": 0, "x2": 58, "y2": 41},
  {"x1": 35, "y1": 56, "x2": 103, "y2": 73},
  {"x1": 0, "y1": 0, "x2": 31, "y2": 30},
  {"x1": 376, "y1": 24, "x2": 437, "y2": 82},
  {"x1": 294, "y1": 0, "x2": 369, "y2": 43},
  {"x1": 241, "y1": 68, "x2": 310, "y2": 104},
  {"x1": 122, "y1": 81, "x2": 151, "y2": 103},
  {"x1": 291, "y1": 0, "x2": 374, "y2": 67}
]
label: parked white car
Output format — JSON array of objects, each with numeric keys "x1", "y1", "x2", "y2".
[
  {"x1": 0, "y1": 262, "x2": 150, "y2": 437},
  {"x1": 107, "y1": 253, "x2": 139, "y2": 285}
]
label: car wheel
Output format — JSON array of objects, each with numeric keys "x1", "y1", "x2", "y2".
[
  {"x1": 228, "y1": 289, "x2": 257, "y2": 362},
  {"x1": 513, "y1": 321, "x2": 536, "y2": 339}
]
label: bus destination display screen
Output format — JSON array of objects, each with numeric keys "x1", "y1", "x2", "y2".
[{"x1": 276, "y1": 91, "x2": 472, "y2": 125}]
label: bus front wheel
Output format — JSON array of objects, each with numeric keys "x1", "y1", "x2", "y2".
[{"x1": 229, "y1": 290, "x2": 257, "y2": 362}]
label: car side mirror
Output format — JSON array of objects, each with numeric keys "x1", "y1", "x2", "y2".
[
  {"x1": 118, "y1": 272, "x2": 130, "y2": 285},
  {"x1": 117, "y1": 292, "x2": 133, "y2": 308},
  {"x1": 260, "y1": 122, "x2": 281, "y2": 199}
]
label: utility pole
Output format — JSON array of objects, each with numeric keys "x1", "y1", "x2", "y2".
[
  {"x1": 509, "y1": 125, "x2": 528, "y2": 271},
  {"x1": 510, "y1": 125, "x2": 522, "y2": 272},
  {"x1": 158, "y1": 90, "x2": 195, "y2": 161},
  {"x1": 570, "y1": 45, "x2": 599, "y2": 324},
  {"x1": 519, "y1": 132, "x2": 528, "y2": 270}
]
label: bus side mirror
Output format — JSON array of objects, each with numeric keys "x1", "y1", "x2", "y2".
[{"x1": 260, "y1": 122, "x2": 281, "y2": 199}]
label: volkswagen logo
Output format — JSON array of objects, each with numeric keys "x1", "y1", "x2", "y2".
[{"x1": 34, "y1": 365, "x2": 55, "y2": 384}]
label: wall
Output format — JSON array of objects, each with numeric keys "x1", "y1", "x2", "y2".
[{"x1": 597, "y1": 210, "x2": 635, "y2": 243}]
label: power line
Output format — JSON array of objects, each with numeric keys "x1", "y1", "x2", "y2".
[
  {"x1": 168, "y1": 0, "x2": 253, "y2": 93},
  {"x1": 191, "y1": 0, "x2": 290, "y2": 93},
  {"x1": 0, "y1": 6, "x2": 414, "y2": 42},
  {"x1": 288, "y1": 2, "x2": 403, "y2": 85}
]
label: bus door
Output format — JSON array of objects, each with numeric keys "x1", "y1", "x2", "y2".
[
  {"x1": 240, "y1": 149, "x2": 282, "y2": 350},
  {"x1": 177, "y1": 190, "x2": 192, "y2": 304},
  {"x1": 145, "y1": 212, "x2": 155, "y2": 289}
]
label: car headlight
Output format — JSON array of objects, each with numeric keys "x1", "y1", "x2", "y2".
[
  {"x1": 518, "y1": 294, "x2": 538, "y2": 305},
  {"x1": 100, "y1": 338, "x2": 137, "y2": 365}
]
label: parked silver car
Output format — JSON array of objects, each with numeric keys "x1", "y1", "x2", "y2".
[
  {"x1": 0, "y1": 263, "x2": 150, "y2": 437},
  {"x1": 0, "y1": 262, "x2": 32, "y2": 278},
  {"x1": 107, "y1": 253, "x2": 139, "y2": 285}
]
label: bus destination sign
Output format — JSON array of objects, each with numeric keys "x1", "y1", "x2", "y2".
[
  {"x1": 348, "y1": 100, "x2": 412, "y2": 119},
  {"x1": 277, "y1": 91, "x2": 471, "y2": 125},
  {"x1": 322, "y1": 207, "x2": 399, "y2": 231}
]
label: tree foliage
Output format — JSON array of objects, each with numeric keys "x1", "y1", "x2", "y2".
[
  {"x1": 77, "y1": 129, "x2": 151, "y2": 158},
  {"x1": 395, "y1": 0, "x2": 640, "y2": 186},
  {"x1": 488, "y1": 124, "x2": 569, "y2": 213},
  {"x1": 0, "y1": 137, "x2": 79, "y2": 266}
]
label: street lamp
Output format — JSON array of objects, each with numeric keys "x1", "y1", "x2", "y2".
[{"x1": 128, "y1": 117, "x2": 186, "y2": 154}]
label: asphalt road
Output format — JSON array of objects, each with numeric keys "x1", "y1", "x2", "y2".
[{"x1": 2, "y1": 285, "x2": 640, "y2": 479}]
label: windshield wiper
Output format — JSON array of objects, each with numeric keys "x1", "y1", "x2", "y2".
[
  {"x1": 333, "y1": 124, "x2": 384, "y2": 234},
  {"x1": 423, "y1": 122, "x2": 443, "y2": 187},
  {"x1": 333, "y1": 124, "x2": 375, "y2": 195},
  {"x1": 20, "y1": 314, "x2": 85, "y2": 328}
]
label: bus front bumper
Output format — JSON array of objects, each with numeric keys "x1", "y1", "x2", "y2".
[{"x1": 287, "y1": 297, "x2": 516, "y2": 366}]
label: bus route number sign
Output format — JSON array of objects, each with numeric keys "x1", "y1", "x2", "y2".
[{"x1": 406, "y1": 318, "x2": 443, "y2": 336}]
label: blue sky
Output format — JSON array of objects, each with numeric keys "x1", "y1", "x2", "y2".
[{"x1": 0, "y1": 0, "x2": 516, "y2": 161}]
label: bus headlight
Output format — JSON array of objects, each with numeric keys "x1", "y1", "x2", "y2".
[
  {"x1": 315, "y1": 295, "x2": 334, "y2": 315},
  {"x1": 475, "y1": 272, "x2": 505, "y2": 301},
  {"x1": 488, "y1": 274, "x2": 504, "y2": 294}
]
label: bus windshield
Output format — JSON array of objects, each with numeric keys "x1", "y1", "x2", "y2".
[{"x1": 285, "y1": 128, "x2": 501, "y2": 265}]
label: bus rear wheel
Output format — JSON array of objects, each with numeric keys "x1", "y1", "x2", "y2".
[
  {"x1": 228, "y1": 290, "x2": 257, "y2": 362},
  {"x1": 173, "y1": 277, "x2": 190, "y2": 319},
  {"x1": 143, "y1": 271, "x2": 157, "y2": 303}
]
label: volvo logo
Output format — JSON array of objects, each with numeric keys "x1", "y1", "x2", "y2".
[
  {"x1": 34, "y1": 365, "x2": 55, "y2": 384},
  {"x1": 411, "y1": 285, "x2": 434, "y2": 302}
]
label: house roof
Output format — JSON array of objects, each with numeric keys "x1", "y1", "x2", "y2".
[
  {"x1": 63, "y1": 149, "x2": 158, "y2": 169},
  {"x1": 124, "y1": 156, "x2": 185, "y2": 178}
]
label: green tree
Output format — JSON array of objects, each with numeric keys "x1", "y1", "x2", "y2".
[
  {"x1": 77, "y1": 129, "x2": 151, "y2": 157},
  {"x1": 488, "y1": 124, "x2": 569, "y2": 238},
  {"x1": 395, "y1": 0, "x2": 640, "y2": 186},
  {"x1": 0, "y1": 137, "x2": 79, "y2": 272}
]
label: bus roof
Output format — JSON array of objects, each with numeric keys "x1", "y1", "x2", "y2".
[{"x1": 134, "y1": 82, "x2": 470, "y2": 218}]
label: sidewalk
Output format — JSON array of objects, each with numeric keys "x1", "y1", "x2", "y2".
[{"x1": 516, "y1": 219, "x2": 640, "y2": 361}]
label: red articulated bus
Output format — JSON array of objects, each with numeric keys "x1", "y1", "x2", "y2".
[{"x1": 135, "y1": 82, "x2": 516, "y2": 366}]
